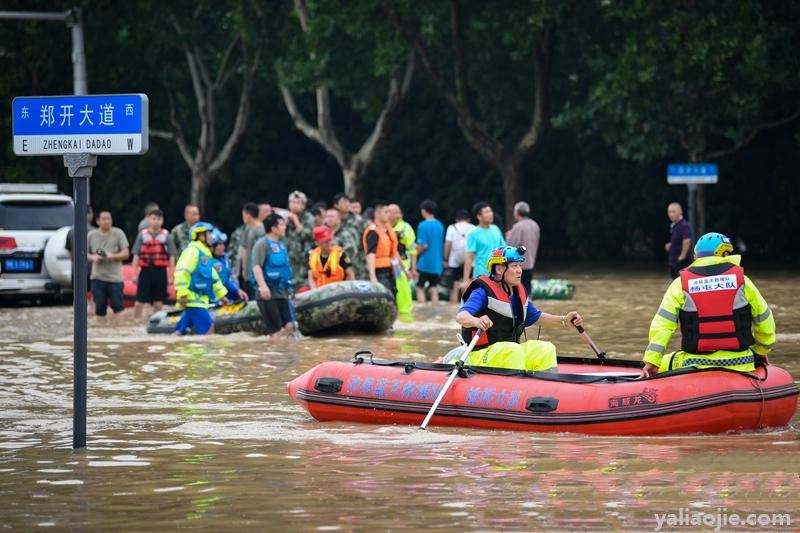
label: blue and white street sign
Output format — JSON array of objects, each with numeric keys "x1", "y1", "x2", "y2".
[
  {"x1": 667, "y1": 163, "x2": 718, "y2": 185},
  {"x1": 12, "y1": 94, "x2": 148, "y2": 156}
]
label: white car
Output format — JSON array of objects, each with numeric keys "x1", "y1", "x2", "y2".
[{"x1": 0, "y1": 183, "x2": 74, "y2": 300}]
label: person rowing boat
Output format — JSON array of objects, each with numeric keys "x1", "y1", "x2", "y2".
[{"x1": 455, "y1": 245, "x2": 583, "y2": 372}]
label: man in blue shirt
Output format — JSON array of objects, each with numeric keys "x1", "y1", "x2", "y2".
[
  {"x1": 461, "y1": 202, "x2": 505, "y2": 286},
  {"x1": 455, "y1": 246, "x2": 583, "y2": 372},
  {"x1": 415, "y1": 199, "x2": 445, "y2": 304}
]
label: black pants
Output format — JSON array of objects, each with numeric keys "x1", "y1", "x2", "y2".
[
  {"x1": 375, "y1": 268, "x2": 396, "y2": 299},
  {"x1": 670, "y1": 259, "x2": 691, "y2": 279}
]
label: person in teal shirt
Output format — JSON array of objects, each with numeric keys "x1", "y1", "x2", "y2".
[
  {"x1": 462, "y1": 202, "x2": 505, "y2": 284},
  {"x1": 415, "y1": 199, "x2": 445, "y2": 304}
]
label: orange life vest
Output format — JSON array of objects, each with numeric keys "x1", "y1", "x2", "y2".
[
  {"x1": 309, "y1": 245, "x2": 345, "y2": 287},
  {"x1": 139, "y1": 228, "x2": 170, "y2": 268},
  {"x1": 362, "y1": 223, "x2": 398, "y2": 269}
]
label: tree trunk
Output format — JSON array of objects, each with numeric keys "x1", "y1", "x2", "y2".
[
  {"x1": 498, "y1": 162, "x2": 526, "y2": 227},
  {"x1": 342, "y1": 165, "x2": 365, "y2": 203},
  {"x1": 191, "y1": 167, "x2": 211, "y2": 214}
]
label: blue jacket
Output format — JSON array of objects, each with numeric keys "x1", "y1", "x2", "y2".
[{"x1": 211, "y1": 253, "x2": 241, "y2": 298}]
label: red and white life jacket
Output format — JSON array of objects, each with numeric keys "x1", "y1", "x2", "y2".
[
  {"x1": 139, "y1": 228, "x2": 170, "y2": 268},
  {"x1": 679, "y1": 263, "x2": 755, "y2": 353}
]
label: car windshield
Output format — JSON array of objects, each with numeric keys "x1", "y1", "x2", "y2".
[{"x1": 0, "y1": 200, "x2": 74, "y2": 230}]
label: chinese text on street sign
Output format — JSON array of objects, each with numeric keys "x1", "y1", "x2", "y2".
[
  {"x1": 667, "y1": 163, "x2": 718, "y2": 185},
  {"x1": 12, "y1": 94, "x2": 148, "y2": 156}
]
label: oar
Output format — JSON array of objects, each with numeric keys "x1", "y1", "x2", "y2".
[
  {"x1": 573, "y1": 319, "x2": 606, "y2": 359},
  {"x1": 287, "y1": 296, "x2": 306, "y2": 340},
  {"x1": 419, "y1": 328, "x2": 483, "y2": 431}
]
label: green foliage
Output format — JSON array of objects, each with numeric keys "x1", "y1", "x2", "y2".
[
  {"x1": 0, "y1": 0, "x2": 798, "y2": 262},
  {"x1": 555, "y1": 0, "x2": 800, "y2": 161}
]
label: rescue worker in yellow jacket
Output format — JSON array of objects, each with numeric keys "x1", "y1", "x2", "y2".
[
  {"x1": 455, "y1": 246, "x2": 583, "y2": 372},
  {"x1": 641, "y1": 232, "x2": 776, "y2": 377},
  {"x1": 173, "y1": 222, "x2": 228, "y2": 335},
  {"x1": 308, "y1": 225, "x2": 355, "y2": 289}
]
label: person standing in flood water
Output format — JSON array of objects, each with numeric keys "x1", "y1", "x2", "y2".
[
  {"x1": 87, "y1": 209, "x2": 129, "y2": 321},
  {"x1": 173, "y1": 222, "x2": 228, "y2": 335},
  {"x1": 252, "y1": 214, "x2": 296, "y2": 339},
  {"x1": 641, "y1": 232, "x2": 776, "y2": 377},
  {"x1": 666, "y1": 202, "x2": 692, "y2": 279}
]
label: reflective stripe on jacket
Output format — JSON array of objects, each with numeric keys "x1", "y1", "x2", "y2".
[
  {"x1": 309, "y1": 245, "x2": 345, "y2": 287},
  {"x1": 461, "y1": 275, "x2": 528, "y2": 350},
  {"x1": 643, "y1": 255, "x2": 775, "y2": 372}
]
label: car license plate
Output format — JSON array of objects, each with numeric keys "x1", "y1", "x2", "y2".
[{"x1": 4, "y1": 258, "x2": 35, "y2": 272}]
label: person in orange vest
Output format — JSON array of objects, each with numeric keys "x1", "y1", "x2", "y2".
[
  {"x1": 362, "y1": 201, "x2": 406, "y2": 298},
  {"x1": 308, "y1": 225, "x2": 355, "y2": 289},
  {"x1": 131, "y1": 209, "x2": 177, "y2": 318}
]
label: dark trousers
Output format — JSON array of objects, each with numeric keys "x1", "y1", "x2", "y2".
[
  {"x1": 91, "y1": 279, "x2": 124, "y2": 316},
  {"x1": 670, "y1": 259, "x2": 692, "y2": 279},
  {"x1": 375, "y1": 268, "x2": 396, "y2": 299}
]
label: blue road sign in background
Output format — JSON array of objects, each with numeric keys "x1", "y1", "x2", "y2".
[
  {"x1": 12, "y1": 94, "x2": 148, "y2": 156},
  {"x1": 667, "y1": 163, "x2": 718, "y2": 185}
]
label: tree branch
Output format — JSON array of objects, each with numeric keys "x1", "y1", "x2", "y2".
[
  {"x1": 450, "y1": 1, "x2": 470, "y2": 113},
  {"x1": 703, "y1": 110, "x2": 800, "y2": 160},
  {"x1": 512, "y1": 26, "x2": 553, "y2": 164},
  {"x1": 386, "y1": 2, "x2": 505, "y2": 165},
  {"x1": 355, "y1": 51, "x2": 415, "y2": 165},
  {"x1": 294, "y1": 0, "x2": 311, "y2": 33},
  {"x1": 209, "y1": 47, "x2": 261, "y2": 174}
]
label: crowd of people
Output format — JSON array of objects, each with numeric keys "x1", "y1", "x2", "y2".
[{"x1": 79, "y1": 193, "x2": 775, "y2": 379}]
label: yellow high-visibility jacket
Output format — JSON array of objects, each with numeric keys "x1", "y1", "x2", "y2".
[
  {"x1": 174, "y1": 241, "x2": 227, "y2": 309},
  {"x1": 644, "y1": 255, "x2": 775, "y2": 372}
]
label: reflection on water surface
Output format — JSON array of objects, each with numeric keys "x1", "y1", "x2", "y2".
[{"x1": 1, "y1": 268, "x2": 798, "y2": 531}]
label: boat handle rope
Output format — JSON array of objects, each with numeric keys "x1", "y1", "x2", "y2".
[{"x1": 351, "y1": 351, "x2": 375, "y2": 365}]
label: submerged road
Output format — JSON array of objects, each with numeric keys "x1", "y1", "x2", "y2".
[{"x1": 1, "y1": 267, "x2": 798, "y2": 531}]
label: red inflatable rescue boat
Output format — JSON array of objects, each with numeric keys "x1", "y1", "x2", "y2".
[{"x1": 287, "y1": 354, "x2": 798, "y2": 436}]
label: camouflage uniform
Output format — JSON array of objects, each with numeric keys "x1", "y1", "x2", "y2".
[
  {"x1": 341, "y1": 212, "x2": 364, "y2": 239},
  {"x1": 333, "y1": 225, "x2": 367, "y2": 280},
  {"x1": 285, "y1": 210, "x2": 315, "y2": 290},
  {"x1": 227, "y1": 224, "x2": 246, "y2": 278},
  {"x1": 169, "y1": 222, "x2": 192, "y2": 254}
]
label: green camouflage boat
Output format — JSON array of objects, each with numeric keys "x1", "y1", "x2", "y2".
[
  {"x1": 146, "y1": 301, "x2": 267, "y2": 335},
  {"x1": 529, "y1": 278, "x2": 576, "y2": 300},
  {"x1": 294, "y1": 280, "x2": 398, "y2": 335}
]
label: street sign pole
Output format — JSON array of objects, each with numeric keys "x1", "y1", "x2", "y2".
[
  {"x1": 687, "y1": 183, "x2": 698, "y2": 242},
  {"x1": 12, "y1": 94, "x2": 147, "y2": 450},
  {"x1": 65, "y1": 154, "x2": 96, "y2": 449}
]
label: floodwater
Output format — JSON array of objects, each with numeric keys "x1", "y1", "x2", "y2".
[{"x1": 1, "y1": 267, "x2": 798, "y2": 532}]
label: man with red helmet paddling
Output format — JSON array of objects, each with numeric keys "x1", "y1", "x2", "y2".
[
  {"x1": 641, "y1": 232, "x2": 776, "y2": 377},
  {"x1": 455, "y1": 245, "x2": 583, "y2": 372}
]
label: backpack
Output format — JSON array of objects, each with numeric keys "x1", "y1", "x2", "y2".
[{"x1": 449, "y1": 222, "x2": 472, "y2": 266}]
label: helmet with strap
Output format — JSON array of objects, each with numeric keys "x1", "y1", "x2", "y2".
[{"x1": 694, "y1": 232, "x2": 733, "y2": 258}]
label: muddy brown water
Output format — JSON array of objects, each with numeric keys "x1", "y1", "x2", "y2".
[{"x1": 1, "y1": 268, "x2": 798, "y2": 531}]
